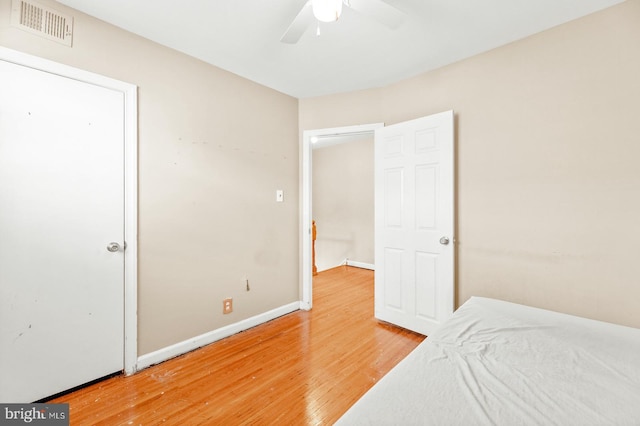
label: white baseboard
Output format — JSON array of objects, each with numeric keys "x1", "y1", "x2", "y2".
[
  {"x1": 344, "y1": 259, "x2": 375, "y2": 270},
  {"x1": 136, "y1": 301, "x2": 301, "y2": 371}
]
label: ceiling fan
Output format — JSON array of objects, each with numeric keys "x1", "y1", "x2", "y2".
[{"x1": 280, "y1": 0, "x2": 405, "y2": 44}]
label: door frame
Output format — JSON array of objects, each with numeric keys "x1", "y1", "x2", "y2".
[
  {"x1": 300, "y1": 123, "x2": 383, "y2": 310},
  {"x1": 0, "y1": 47, "x2": 139, "y2": 375}
]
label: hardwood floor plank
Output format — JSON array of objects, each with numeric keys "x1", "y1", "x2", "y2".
[{"x1": 50, "y1": 266, "x2": 425, "y2": 424}]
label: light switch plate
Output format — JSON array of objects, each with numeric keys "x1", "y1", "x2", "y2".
[{"x1": 276, "y1": 190, "x2": 284, "y2": 202}]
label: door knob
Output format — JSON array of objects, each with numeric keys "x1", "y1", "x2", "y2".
[
  {"x1": 439, "y1": 237, "x2": 450, "y2": 245},
  {"x1": 107, "y1": 242, "x2": 120, "y2": 252}
]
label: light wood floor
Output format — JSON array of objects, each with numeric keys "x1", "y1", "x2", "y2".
[{"x1": 50, "y1": 266, "x2": 425, "y2": 425}]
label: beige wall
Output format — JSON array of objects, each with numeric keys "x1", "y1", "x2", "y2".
[
  {"x1": 300, "y1": 0, "x2": 640, "y2": 328},
  {"x1": 3, "y1": 0, "x2": 639, "y2": 359},
  {"x1": 0, "y1": 0, "x2": 299, "y2": 354},
  {"x1": 312, "y1": 138, "x2": 374, "y2": 271}
]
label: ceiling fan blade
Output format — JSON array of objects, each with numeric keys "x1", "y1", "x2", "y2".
[
  {"x1": 347, "y1": 0, "x2": 405, "y2": 30},
  {"x1": 280, "y1": 1, "x2": 315, "y2": 44}
]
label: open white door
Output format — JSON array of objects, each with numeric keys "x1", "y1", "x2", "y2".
[
  {"x1": 374, "y1": 111, "x2": 454, "y2": 336},
  {"x1": 0, "y1": 56, "x2": 133, "y2": 402}
]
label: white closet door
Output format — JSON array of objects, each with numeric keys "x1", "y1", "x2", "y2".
[{"x1": 0, "y1": 59, "x2": 125, "y2": 402}]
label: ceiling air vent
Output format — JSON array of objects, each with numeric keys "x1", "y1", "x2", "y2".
[{"x1": 11, "y1": 0, "x2": 73, "y2": 47}]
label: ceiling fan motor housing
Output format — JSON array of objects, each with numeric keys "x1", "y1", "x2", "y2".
[{"x1": 312, "y1": 0, "x2": 343, "y2": 22}]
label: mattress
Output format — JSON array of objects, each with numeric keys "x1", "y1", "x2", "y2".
[{"x1": 336, "y1": 297, "x2": 640, "y2": 425}]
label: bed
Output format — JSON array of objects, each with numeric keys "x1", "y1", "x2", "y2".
[{"x1": 336, "y1": 297, "x2": 640, "y2": 425}]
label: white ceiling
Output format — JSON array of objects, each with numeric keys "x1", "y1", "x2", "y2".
[{"x1": 55, "y1": 0, "x2": 624, "y2": 99}]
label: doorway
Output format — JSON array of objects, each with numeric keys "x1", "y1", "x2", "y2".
[
  {"x1": 301, "y1": 112, "x2": 455, "y2": 336},
  {"x1": 312, "y1": 133, "x2": 375, "y2": 272},
  {"x1": 301, "y1": 123, "x2": 383, "y2": 309},
  {"x1": 0, "y1": 47, "x2": 138, "y2": 402}
]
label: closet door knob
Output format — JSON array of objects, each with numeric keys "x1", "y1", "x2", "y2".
[
  {"x1": 439, "y1": 237, "x2": 450, "y2": 245},
  {"x1": 107, "y1": 242, "x2": 120, "y2": 252}
]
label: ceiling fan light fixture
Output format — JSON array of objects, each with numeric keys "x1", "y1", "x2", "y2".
[{"x1": 311, "y1": 0, "x2": 343, "y2": 23}]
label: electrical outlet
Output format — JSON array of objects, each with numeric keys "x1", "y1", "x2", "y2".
[{"x1": 223, "y1": 298, "x2": 233, "y2": 314}]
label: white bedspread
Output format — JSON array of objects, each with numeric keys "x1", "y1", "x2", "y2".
[{"x1": 336, "y1": 297, "x2": 640, "y2": 425}]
